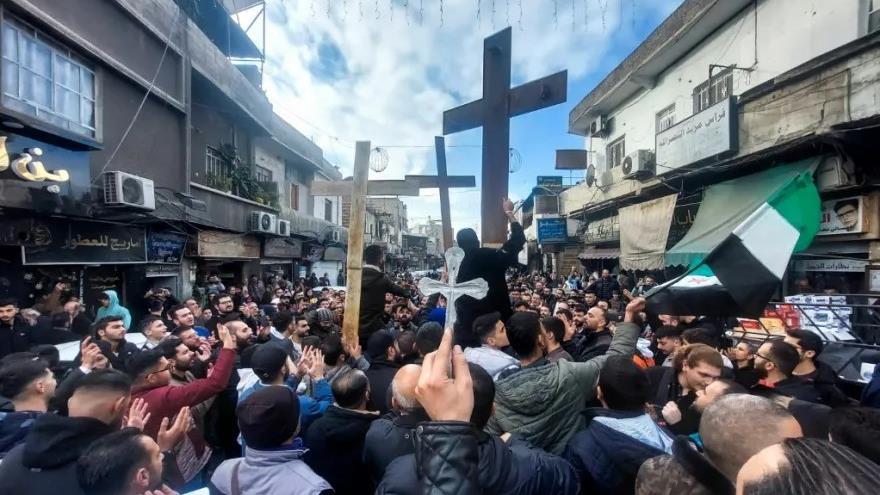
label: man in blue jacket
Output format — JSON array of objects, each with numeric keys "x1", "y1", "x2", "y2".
[{"x1": 565, "y1": 355, "x2": 674, "y2": 494}]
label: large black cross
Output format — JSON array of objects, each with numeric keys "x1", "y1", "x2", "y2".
[{"x1": 443, "y1": 27, "x2": 567, "y2": 245}]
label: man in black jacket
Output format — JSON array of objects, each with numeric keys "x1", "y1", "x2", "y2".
[
  {"x1": 0, "y1": 299, "x2": 33, "y2": 360},
  {"x1": 92, "y1": 316, "x2": 140, "y2": 373},
  {"x1": 752, "y1": 340, "x2": 824, "y2": 404},
  {"x1": 577, "y1": 306, "x2": 613, "y2": 362},
  {"x1": 454, "y1": 198, "x2": 526, "y2": 348},
  {"x1": 0, "y1": 369, "x2": 132, "y2": 495},
  {"x1": 784, "y1": 330, "x2": 849, "y2": 406},
  {"x1": 376, "y1": 363, "x2": 579, "y2": 495},
  {"x1": 360, "y1": 245, "x2": 410, "y2": 347},
  {"x1": 305, "y1": 370, "x2": 379, "y2": 494},
  {"x1": 364, "y1": 331, "x2": 400, "y2": 415}
]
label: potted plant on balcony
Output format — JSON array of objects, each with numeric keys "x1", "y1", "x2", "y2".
[{"x1": 206, "y1": 173, "x2": 232, "y2": 194}]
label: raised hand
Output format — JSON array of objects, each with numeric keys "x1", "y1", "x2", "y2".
[
  {"x1": 157, "y1": 406, "x2": 192, "y2": 452},
  {"x1": 126, "y1": 398, "x2": 151, "y2": 431},
  {"x1": 344, "y1": 340, "x2": 362, "y2": 361},
  {"x1": 196, "y1": 343, "x2": 212, "y2": 362},
  {"x1": 415, "y1": 327, "x2": 474, "y2": 422},
  {"x1": 624, "y1": 297, "x2": 647, "y2": 322},
  {"x1": 307, "y1": 348, "x2": 326, "y2": 380},
  {"x1": 218, "y1": 323, "x2": 235, "y2": 349},
  {"x1": 80, "y1": 337, "x2": 103, "y2": 370}
]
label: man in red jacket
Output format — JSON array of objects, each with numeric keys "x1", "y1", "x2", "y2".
[{"x1": 127, "y1": 321, "x2": 237, "y2": 488}]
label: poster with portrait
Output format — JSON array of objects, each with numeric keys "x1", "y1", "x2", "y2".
[{"x1": 818, "y1": 196, "x2": 863, "y2": 235}]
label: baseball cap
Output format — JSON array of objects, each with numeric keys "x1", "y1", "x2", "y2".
[
  {"x1": 249, "y1": 344, "x2": 288, "y2": 382},
  {"x1": 237, "y1": 385, "x2": 301, "y2": 449}
]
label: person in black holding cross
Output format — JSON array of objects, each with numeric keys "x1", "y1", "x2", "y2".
[{"x1": 454, "y1": 198, "x2": 526, "y2": 348}]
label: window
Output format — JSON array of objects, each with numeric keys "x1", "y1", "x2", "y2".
[
  {"x1": 324, "y1": 199, "x2": 333, "y2": 222},
  {"x1": 255, "y1": 165, "x2": 272, "y2": 183},
  {"x1": 655, "y1": 104, "x2": 676, "y2": 133},
  {"x1": 206, "y1": 146, "x2": 230, "y2": 178},
  {"x1": 871, "y1": 0, "x2": 880, "y2": 33},
  {"x1": 693, "y1": 68, "x2": 732, "y2": 113},
  {"x1": 289, "y1": 183, "x2": 299, "y2": 210},
  {"x1": 605, "y1": 136, "x2": 626, "y2": 169},
  {"x1": 1, "y1": 18, "x2": 96, "y2": 138}
]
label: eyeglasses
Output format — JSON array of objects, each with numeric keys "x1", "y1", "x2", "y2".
[
  {"x1": 755, "y1": 352, "x2": 775, "y2": 366},
  {"x1": 147, "y1": 364, "x2": 173, "y2": 376}
]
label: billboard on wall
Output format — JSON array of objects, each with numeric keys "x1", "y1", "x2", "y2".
[{"x1": 818, "y1": 196, "x2": 864, "y2": 235}]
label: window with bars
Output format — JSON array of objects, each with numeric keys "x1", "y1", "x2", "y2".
[
  {"x1": 655, "y1": 104, "x2": 676, "y2": 133},
  {"x1": 605, "y1": 136, "x2": 626, "y2": 169},
  {"x1": 255, "y1": 165, "x2": 272, "y2": 183},
  {"x1": 289, "y1": 183, "x2": 299, "y2": 211},
  {"x1": 206, "y1": 146, "x2": 230, "y2": 177},
  {"x1": 1, "y1": 17, "x2": 97, "y2": 138},
  {"x1": 693, "y1": 68, "x2": 733, "y2": 114},
  {"x1": 324, "y1": 199, "x2": 333, "y2": 222}
]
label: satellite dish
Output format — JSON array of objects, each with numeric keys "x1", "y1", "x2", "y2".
[
  {"x1": 621, "y1": 155, "x2": 633, "y2": 175},
  {"x1": 509, "y1": 148, "x2": 522, "y2": 174},
  {"x1": 370, "y1": 147, "x2": 389, "y2": 173},
  {"x1": 585, "y1": 165, "x2": 596, "y2": 187}
]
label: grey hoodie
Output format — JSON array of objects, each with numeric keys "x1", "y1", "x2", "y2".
[{"x1": 211, "y1": 445, "x2": 332, "y2": 495}]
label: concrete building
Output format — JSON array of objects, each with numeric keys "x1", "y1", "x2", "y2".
[
  {"x1": 0, "y1": 0, "x2": 345, "y2": 321},
  {"x1": 562, "y1": 0, "x2": 880, "y2": 304}
]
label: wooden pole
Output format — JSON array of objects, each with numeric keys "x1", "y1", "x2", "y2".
[
  {"x1": 434, "y1": 136, "x2": 454, "y2": 252},
  {"x1": 342, "y1": 141, "x2": 371, "y2": 346}
]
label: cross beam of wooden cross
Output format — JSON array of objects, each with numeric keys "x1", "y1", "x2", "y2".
[
  {"x1": 418, "y1": 247, "x2": 488, "y2": 332},
  {"x1": 443, "y1": 27, "x2": 568, "y2": 246}
]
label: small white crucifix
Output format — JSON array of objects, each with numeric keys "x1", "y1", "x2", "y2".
[{"x1": 418, "y1": 247, "x2": 489, "y2": 332}]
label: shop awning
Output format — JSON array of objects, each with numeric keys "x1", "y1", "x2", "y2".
[
  {"x1": 619, "y1": 194, "x2": 677, "y2": 271},
  {"x1": 666, "y1": 157, "x2": 821, "y2": 267},
  {"x1": 579, "y1": 247, "x2": 620, "y2": 260}
]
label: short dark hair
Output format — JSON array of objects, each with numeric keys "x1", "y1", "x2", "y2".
[
  {"x1": 140, "y1": 315, "x2": 163, "y2": 334},
  {"x1": 0, "y1": 359, "x2": 50, "y2": 399},
  {"x1": 0, "y1": 297, "x2": 18, "y2": 308},
  {"x1": 271, "y1": 311, "x2": 294, "y2": 333},
  {"x1": 681, "y1": 327, "x2": 717, "y2": 348},
  {"x1": 556, "y1": 308, "x2": 573, "y2": 321},
  {"x1": 169, "y1": 304, "x2": 188, "y2": 320},
  {"x1": 321, "y1": 334, "x2": 345, "y2": 365},
  {"x1": 216, "y1": 292, "x2": 232, "y2": 302},
  {"x1": 331, "y1": 370, "x2": 370, "y2": 409},
  {"x1": 833, "y1": 198, "x2": 859, "y2": 214},
  {"x1": 415, "y1": 322, "x2": 443, "y2": 355},
  {"x1": 540, "y1": 316, "x2": 566, "y2": 344},
  {"x1": 766, "y1": 340, "x2": 801, "y2": 377},
  {"x1": 94, "y1": 316, "x2": 124, "y2": 337},
  {"x1": 73, "y1": 369, "x2": 132, "y2": 396},
  {"x1": 468, "y1": 363, "x2": 495, "y2": 429},
  {"x1": 713, "y1": 378, "x2": 748, "y2": 396},
  {"x1": 396, "y1": 330, "x2": 417, "y2": 357},
  {"x1": 599, "y1": 356, "x2": 650, "y2": 411},
  {"x1": 654, "y1": 325, "x2": 682, "y2": 340},
  {"x1": 506, "y1": 312, "x2": 541, "y2": 357},
  {"x1": 294, "y1": 314, "x2": 309, "y2": 325},
  {"x1": 77, "y1": 427, "x2": 150, "y2": 495},
  {"x1": 472, "y1": 312, "x2": 501, "y2": 342},
  {"x1": 392, "y1": 303, "x2": 409, "y2": 314},
  {"x1": 219, "y1": 311, "x2": 242, "y2": 325},
  {"x1": 513, "y1": 301, "x2": 530, "y2": 311},
  {"x1": 364, "y1": 245, "x2": 384, "y2": 265},
  {"x1": 786, "y1": 329, "x2": 824, "y2": 358},
  {"x1": 829, "y1": 407, "x2": 880, "y2": 465}
]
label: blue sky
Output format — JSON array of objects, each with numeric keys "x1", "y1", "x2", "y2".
[{"x1": 243, "y1": 0, "x2": 682, "y2": 233}]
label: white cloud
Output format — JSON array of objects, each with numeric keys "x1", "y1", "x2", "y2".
[{"x1": 260, "y1": 0, "x2": 677, "y2": 235}]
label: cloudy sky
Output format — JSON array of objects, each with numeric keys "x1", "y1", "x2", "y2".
[{"x1": 237, "y1": 0, "x2": 681, "y2": 234}]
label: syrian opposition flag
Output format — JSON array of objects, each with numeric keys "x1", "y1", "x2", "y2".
[{"x1": 647, "y1": 173, "x2": 820, "y2": 317}]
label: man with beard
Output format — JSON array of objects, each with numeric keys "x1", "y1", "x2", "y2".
[
  {"x1": 169, "y1": 304, "x2": 210, "y2": 339},
  {"x1": 360, "y1": 245, "x2": 411, "y2": 347},
  {"x1": 91, "y1": 316, "x2": 140, "y2": 373},
  {"x1": 784, "y1": 330, "x2": 849, "y2": 406},
  {"x1": 0, "y1": 369, "x2": 132, "y2": 495},
  {"x1": 76, "y1": 427, "x2": 170, "y2": 495},
  {"x1": 164, "y1": 337, "x2": 214, "y2": 432},
  {"x1": 391, "y1": 303, "x2": 418, "y2": 335},
  {"x1": 587, "y1": 269, "x2": 621, "y2": 303},
  {"x1": 0, "y1": 298, "x2": 33, "y2": 360},
  {"x1": 752, "y1": 340, "x2": 823, "y2": 403},
  {"x1": 364, "y1": 331, "x2": 401, "y2": 415},
  {"x1": 205, "y1": 293, "x2": 235, "y2": 338},
  {"x1": 128, "y1": 321, "x2": 237, "y2": 487},
  {"x1": 575, "y1": 306, "x2": 614, "y2": 362},
  {"x1": 271, "y1": 311, "x2": 310, "y2": 362},
  {"x1": 646, "y1": 344, "x2": 723, "y2": 435},
  {"x1": 454, "y1": 198, "x2": 527, "y2": 348}
]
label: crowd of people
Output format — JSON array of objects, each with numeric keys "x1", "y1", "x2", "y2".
[{"x1": 1, "y1": 206, "x2": 879, "y2": 494}]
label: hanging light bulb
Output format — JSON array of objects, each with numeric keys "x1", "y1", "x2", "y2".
[
  {"x1": 370, "y1": 146, "x2": 389, "y2": 172},
  {"x1": 508, "y1": 147, "x2": 522, "y2": 173}
]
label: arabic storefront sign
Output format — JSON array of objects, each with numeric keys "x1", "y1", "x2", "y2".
[
  {"x1": 666, "y1": 200, "x2": 701, "y2": 248},
  {"x1": 147, "y1": 232, "x2": 187, "y2": 264},
  {"x1": 23, "y1": 220, "x2": 147, "y2": 265},
  {"x1": 793, "y1": 259, "x2": 868, "y2": 273},
  {"x1": 264, "y1": 238, "x2": 303, "y2": 258},
  {"x1": 195, "y1": 231, "x2": 260, "y2": 259},
  {"x1": 537, "y1": 217, "x2": 568, "y2": 244},
  {"x1": 655, "y1": 97, "x2": 738, "y2": 175},
  {"x1": 583, "y1": 215, "x2": 619, "y2": 244},
  {"x1": 0, "y1": 132, "x2": 92, "y2": 215},
  {"x1": 818, "y1": 196, "x2": 865, "y2": 235}
]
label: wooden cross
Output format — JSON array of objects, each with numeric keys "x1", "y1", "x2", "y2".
[
  {"x1": 341, "y1": 141, "x2": 371, "y2": 346},
  {"x1": 418, "y1": 247, "x2": 488, "y2": 332},
  {"x1": 443, "y1": 27, "x2": 568, "y2": 246}
]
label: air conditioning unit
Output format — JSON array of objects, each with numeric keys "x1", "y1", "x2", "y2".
[
  {"x1": 621, "y1": 150, "x2": 656, "y2": 180},
  {"x1": 102, "y1": 171, "x2": 156, "y2": 211},
  {"x1": 816, "y1": 155, "x2": 856, "y2": 191},
  {"x1": 589, "y1": 115, "x2": 609, "y2": 137},
  {"x1": 534, "y1": 195, "x2": 560, "y2": 215},
  {"x1": 249, "y1": 211, "x2": 277, "y2": 234},
  {"x1": 276, "y1": 219, "x2": 291, "y2": 236}
]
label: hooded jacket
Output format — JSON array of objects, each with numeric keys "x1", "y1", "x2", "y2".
[
  {"x1": 304, "y1": 406, "x2": 380, "y2": 494},
  {"x1": 359, "y1": 267, "x2": 409, "y2": 342},
  {"x1": 486, "y1": 322, "x2": 639, "y2": 455},
  {"x1": 363, "y1": 409, "x2": 432, "y2": 481},
  {"x1": 564, "y1": 409, "x2": 673, "y2": 495},
  {"x1": 0, "y1": 410, "x2": 42, "y2": 459},
  {"x1": 211, "y1": 444, "x2": 333, "y2": 495},
  {"x1": 0, "y1": 413, "x2": 114, "y2": 495},
  {"x1": 94, "y1": 290, "x2": 132, "y2": 329},
  {"x1": 377, "y1": 430, "x2": 579, "y2": 495}
]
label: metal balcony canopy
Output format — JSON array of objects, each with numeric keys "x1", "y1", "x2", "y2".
[{"x1": 174, "y1": 0, "x2": 263, "y2": 59}]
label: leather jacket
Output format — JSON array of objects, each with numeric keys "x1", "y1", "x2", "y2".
[{"x1": 414, "y1": 421, "x2": 479, "y2": 495}]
